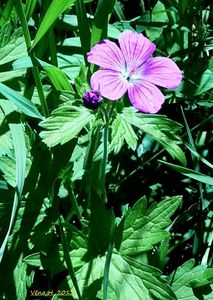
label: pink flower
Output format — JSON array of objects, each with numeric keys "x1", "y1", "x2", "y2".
[{"x1": 87, "y1": 30, "x2": 182, "y2": 113}]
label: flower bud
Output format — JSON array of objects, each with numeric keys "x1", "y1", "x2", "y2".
[{"x1": 83, "y1": 90, "x2": 102, "y2": 109}]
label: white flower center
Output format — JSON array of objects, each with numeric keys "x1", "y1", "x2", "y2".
[{"x1": 121, "y1": 66, "x2": 141, "y2": 82}]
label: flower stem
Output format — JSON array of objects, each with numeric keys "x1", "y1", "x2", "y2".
[
  {"x1": 15, "y1": 0, "x2": 49, "y2": 117},
  {"x1": 103, "y1": 243, "x2": 113, "y2": 300},
  {"x1": 58, "y1": 216, "x2": 82, "y2": 300}
]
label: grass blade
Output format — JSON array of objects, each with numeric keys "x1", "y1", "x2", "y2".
[
  {"x1": 0, "y1": 82, "x2": 43, "y2": 119},
  {"x1": 32, "y1": 0, "x2": 77, "y2": 49},
  {"x1": 0, "y1": 123, "x2": 26, "y2": 262}
]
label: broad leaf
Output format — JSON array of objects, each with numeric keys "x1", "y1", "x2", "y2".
[
  {"x1": 122, "y1": 107, "x2": 186, "y2": 166},
  {"x1": 120, "y1": 196, "x2": 182, "y2": 255},
  {"x1": 40, "y1": 105, "x2": 95, "y2": 147},
  {"x1": 169, "y1": 259, "x2": 213, "y2": 299},
  {"x1": 68, "y1": 253, "x2": 176, "y2": 300}
]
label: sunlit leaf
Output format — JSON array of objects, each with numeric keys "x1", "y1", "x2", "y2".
[
  {"x1": 0, "y1": 83, "x2": 43, "y2": 119},
  {"x1": 32, "y1": 0, "x2": 77, "y2": 48},
  {"x1": 40, "y1": 105, "x2": 95, "y2": 147},
  {"x1": 120, "y1": 196, "x2": 182, "y2": 255}
]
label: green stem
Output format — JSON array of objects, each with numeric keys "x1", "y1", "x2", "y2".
[
  {"x1": 59, "y1": 216, "x2": 82, "y2": 300},
  {"x1": 15, "y1": 0, "x2": 49, "y2": 117},
  {"x1": 103, "y1": 243, "x2": 113, "y2": 300}
]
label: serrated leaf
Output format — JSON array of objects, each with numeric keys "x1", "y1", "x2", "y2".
[
  {"x1": 169, "y1": 259, "x2": 213, "y2": 299},
  {"x1": 0, "y1": 35, "x2": 27, "y2": 65},
  {"x1": 40, "y1": 105, "x2": 95, "y2": 147},
  {"x1": 110, "y1": 114, "x2": 138, "y2": 153},
  {"x1": 32, "y1": 0, "x2": 77, "y2": 48},
  {"x1": 120, "y1": 196, "x2": 182, "y2": 255},
  {"x1": 0, "y1": 82, "x2": 43, "y2": 119},
  {"x1": 68, "y1": 253, "x2": 176, "y2": 300},
  {"x1": 122, "y1": 107, "x2": 186, "y2": 166}
]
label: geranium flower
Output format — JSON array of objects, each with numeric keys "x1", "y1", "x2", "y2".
[{"x1": 87, "y1": 30, "x2": 182, "y2": 113}]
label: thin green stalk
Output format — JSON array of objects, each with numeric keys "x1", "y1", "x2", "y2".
[
  {"x1": 58, "y1": 216, "x2": 82, "y2": 300},
  {"x1": 103, "y1": 243, "x2": 113, "y2": 300},
  {"x1": 100, "y1": 112, "x2": 109, "y2": 203},
  {"x1": 15, "y1": 0, "x2": 49, "y2": 117}
]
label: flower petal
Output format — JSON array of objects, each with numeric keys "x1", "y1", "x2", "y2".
[
  {"x1": 142, "y1": 57, "x2": 183, "y2": 89},
  {"x1": 91, "y1": 70, "x2": 128, "y2": 100},
  {"x1": 118, "y1": 30, "x2": 156, "y2": 69},
  {"x1": 87, "y1": 40, "x2": 125, "y2": 71},
  {"x1": 128, "y1": 80, "x2": 164, "y2": 113}
]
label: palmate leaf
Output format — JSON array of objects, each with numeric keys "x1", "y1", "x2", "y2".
[
  {"x1": 122, "y1": 107, "x2": 186, "y2": 166},
  {"x1": 119, "y1": 196, "x2": 182, "y2": 256},
  {"x1": 67, "y1": 252, "x2": 176, "y2": 300},
  {"x1": 169, "y1": 259, "x2": 213, "y2": 299},
  {"x1": 110, "y1": 113, "x2": 138, "y2": 153},
  {"x1": 40, "y1": 105, "x2": 95, "y2": 147},
  {"x1": 0, "y1": 31, "x2": 27, "y2": 65}
]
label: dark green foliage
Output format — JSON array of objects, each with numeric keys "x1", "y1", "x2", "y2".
[{"x1": 0, "y1": 0, "x2": 212, "y2": 299}]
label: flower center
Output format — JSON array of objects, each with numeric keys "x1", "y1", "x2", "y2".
[{"x1": 122, "y1": 67, "x2": 141, "y2": 82}]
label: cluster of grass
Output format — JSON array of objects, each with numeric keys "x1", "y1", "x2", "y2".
[{"x1": 0, "y1": 0, "x2": 212, "y2": 299}]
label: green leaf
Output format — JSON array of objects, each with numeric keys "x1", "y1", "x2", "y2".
[
  {"x1": 194, "y1": 70, "x2": 213, "y2": 96},
  {"x1": 0, "y1": 70, "x2": 26, "y2": 83},
  {"x1": 86, "y1": 190, "x2": 115, "y2": 258},
  {"x1": 146, "y1": 1, "x2": 168, "y2": 41},
  {"x1": 13, "y1": 254, "x2": 34, "y2": 300},
  {"x1": 32, "y1": 0, "x2": 77, "y2": 48},
  {"x1": 169, "y1": 259, "x2": 213, "y2": 299},
  {"x1": 120, "y1": 196, "x2": 182, "y2": 255},
  {"x1": 76, "y1": 0, "x2": 91, "y2": 62},
  {"x1": 40, "y1": 105, "x2": 95, "y2": 147},
  {"x1": 91, "y1": 0, "x2": 116, "y2": 46},
  {"x1": 25, "y1": 0, "x2": 38, "y2": 21},
  {"x1": 159, "y1": 160, "x2": 213, "y2": 185},
  {"x1": 0, "y1": 124, "x2": 26, "y2": 262},
  {"x1": 44, "y1": 66, "x2": 73, "y2": 91},
  {"x1": 0, "y1": 34, "x2": 27, "y2": 65},
  {"x1": 123, "y1": 107, "x2": 186, "y2": 166},
  {"x1": 68, "y1": 253, "x2": 176, "y2": 300},
  {"x1": 110, "y1": 114, "x2": 138, "y2": 153},
  {"x1": 0, "y1": 82, "x2": 43, "y2": 119},
  {"x1": 23, "y1": 253, "x2": 41, "y2": 267}
]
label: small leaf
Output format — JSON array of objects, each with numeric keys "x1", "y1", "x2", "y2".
[
  {"x1": 110, "y1": 114, "x2": 138, "y2": 153},
  {"x1": 0, "y1": 82, "x2": 43, "y2": 119}
]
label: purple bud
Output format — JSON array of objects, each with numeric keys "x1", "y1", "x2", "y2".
[{"x1": 83, "y1": 90, "x2": 102, "y2": 109}]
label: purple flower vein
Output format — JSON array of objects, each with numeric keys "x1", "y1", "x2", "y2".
[{"x1": 87, "y1": 30, "x2": 183, "y2": 113}]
